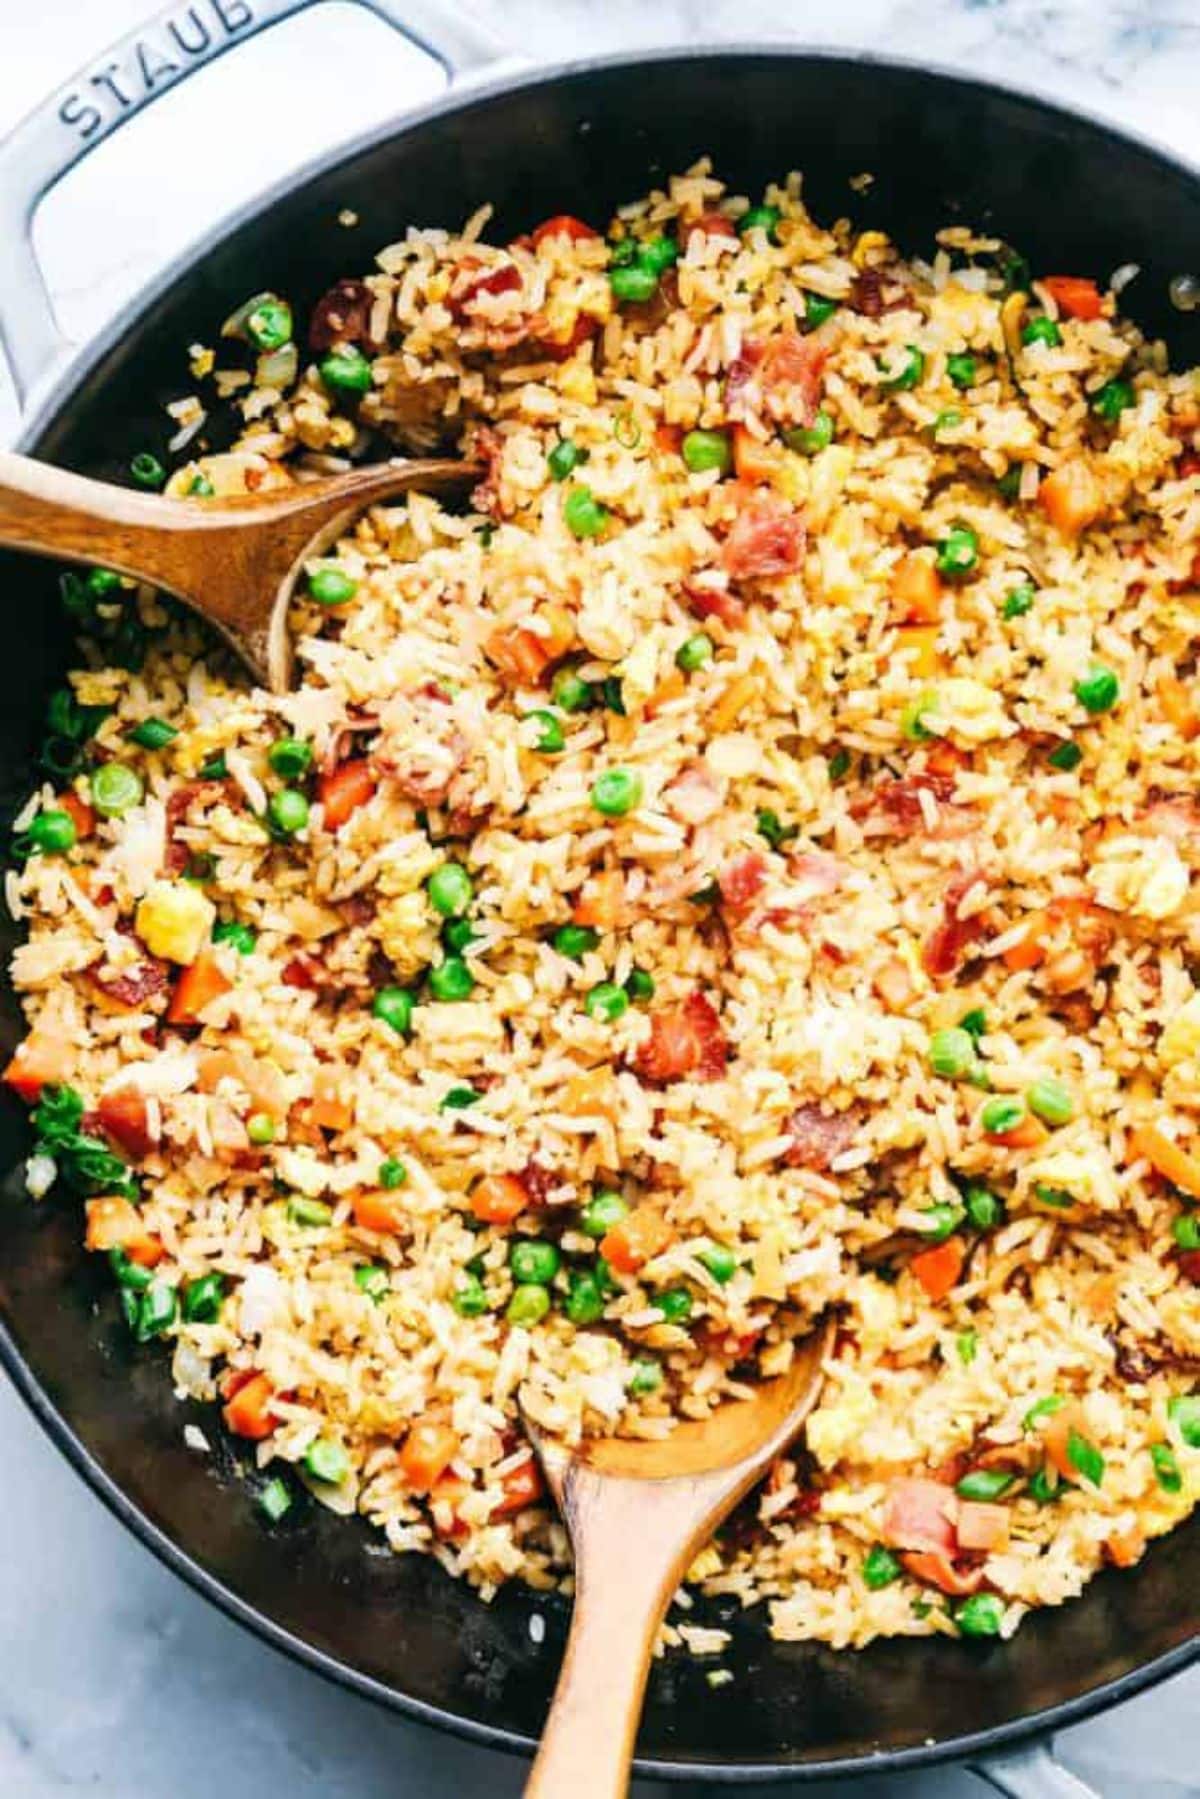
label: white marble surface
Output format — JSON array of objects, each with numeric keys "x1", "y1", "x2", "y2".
[{"x1": 1, "y1": 2, "x2": 1197, "y2": 1793}]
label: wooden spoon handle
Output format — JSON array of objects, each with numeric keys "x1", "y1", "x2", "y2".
[
  {"x1": 0, "y1": 450, "x2": 209, "y2": 590},
  {"x1": 524, "y1": 1543, "x2": 670, "y2": 1796}
]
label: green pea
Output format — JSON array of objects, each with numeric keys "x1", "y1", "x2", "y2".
[
  {"x1": 1074, "y1": 663, "x2": 1119, "y2": 714},
  {"x1": 784, "y1": 411, "x2": 835, "y2": 456},
  {"x1": 1092, "y1": 379, "x2": 1135, "y2": 422},
  {"x1": 956, "y1": 1468, "x2": 1014, "y2": 1501},
  {"x1": 1048, "y1": 740, "x2": 1082, "y2": 771},
  {"x1": 1003, "y1": 581, "x2": 1037, "y2": 618},
  {"x1": 964, "y1": 1185, "x2": 1002, "y2": 1231},
  {"x1": 564, "y1": 484, "x2": 609, "y2": 538},
  {"x1": 547, "y1": 438, "x2": 587, "y2": 482},
  {"x1": 372, "y1": 986, "x2": 415, "y2": 1036},
  {"x1": 443, "y1": 919, "x2": 478, "y2": 954},
  {"x1": 128, "y1": 717, "x2": 178, "y2": 750},
  {"x1": 288, "y1": 1195, "x2": 332, "y2": 1228},
  {"x1": 862, "y1": 1545, "x2": 902, "y2": 1589},
  {"x1": 246, "y1": 1112, "x2": 276, "y2": 1146},
  {"x1": 931, "y1": 409, "x2": 962, "y2": 438},
  {"x1": 90, "y1": 763, "x2": 144, "y2": 817},
  {"x1": 803, "y1": 292, "x2": 838, "y2": 329},
  {"x1": 935, "y1": 523, "x2": 979, "y2": 580},
  {"x1": 1026, "y1": 1077, "x2": 1074, "y2": 1126},
  {"x1": 318, "y1": 346, "x2": 373, "y2": 394},
  {"x1": 188, "y1": 474, "x2": 215, "y2": 497},
  {"x1": 681, "y1": 430, "x2": 732, "y2": 476},
  {"x1": 1168, "y1": 1395, "x2": 1200, "y2": 1448},
  {"x1": 304, "y1": 1438, "x2": 350, "y2": 1484},
  {"x1": 452, "y1": 1273, "x2": 489, "y2": 1317},
  {"x1": 28, "y1": 809, "x2": 76, "y2": 855},
  {"x1": 86, "y1": 567, "x2": 123, "y2": 599},
  {"x1": 507, "y1": 1283, "x2": 551, "y2": 1327},
  {"x1": 738, "y1": 204, "x2": 781, "y2": 242},
  {"x1": 378, "y1": 1158, "x2": 407, "y2": 1189},
  {"x1": 581, "y1": 1191, "x2": 627, "y2": 1238},
  {"x1": 590, "y1": 768, "x2": 643, "y2": 816},
  {"x1": 428, "y1": 956, "x2": 474, "y2": 1002},
  {"x1": 182, "y1": 1272, "x2": 225, "y2": 1324},
  {"x1": 1021, "y1": 315, "x2": 1061, "y2": 348},
  {"x1": 308, "y1": 567, "x2": 358, "y2": 607},
  {"x1": 130, "y1": 452, "x2": 166, "y2": 490},
  {"x1": 246, "y1": 297, "x2": 293, "y2": 350},
  {"x1": 268, "y1": 788, "x2": 310, "y2": 836},
  {"x1": 268, "y1": 736, "x2": 314, "y2": 779},
  {"x1": 355, "y1": 1264, "x2": 389, "y2": 1303},
  {"x1": 628, "y1": 1357, "x2": 662, "y2": 1396},
  {"x1": 981, "y1": 1096, "x2": 1026, "y2": 1136},
  {"x1": 625, "y1": 967, "x2": 655, "y2": 1002},
  {"x1": 551, "y1": 667, "x2": 595, "y2": 713},
  {"x1": 510, "y1": 1238, "x2": 561, "y2": 1285},
  {"x1": 585, "y1": 982, "x2": 629, "y2": 1023},
  {"x1": 553, "y1": 924, "x2": 600, "y2": 961},
  {"x1": 955, "y1": 1593, "x2": 1004, "y2": 1637},
  {"x1": 656, "y1": 1287, "x2": 692, "y2": 1324},
  {"x1": 956, "y1": 1329, "x2": 979, "y2": 1366},
  {"x1": 946, "y1": 353, "x2": 977, "y2": 390},
  {"x1": 699, "y1": 1243, "x2": 737, "y2": 1284},
  {"x1": 427, "y1": 861, "x2": 473, "y2": 918},
  {"x1": 258, "y1": 1477, "x2": 293, "y2": 1522},
  {"x1": 918, "y1": 1204, "x2": 964, "y2": 1243},
  {"x1": 879, "y1": 345, "x2": 925, "y2": 391},
  {"x1": 565, "y1": 1270, "x2": 606, "y2": 1325},
  {"x1": 637, "y1": 236, "x2": 678, "y2": 276},
  {"x1": 1173, "y1": 1213, "x2": 1200, "y2": 1252},
  {"x1": 609, "y1": 264, "x2": 659, "y2": 304},
  {"x1": 523, "y1": 709, "x2": 565, "y2": 753},
  {"x1": 928, "y1": 1027, "x2": 977, "y2": 1080}
]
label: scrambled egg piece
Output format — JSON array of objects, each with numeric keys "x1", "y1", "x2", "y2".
[
  {"x1": 806, "y1": 1372, "x2": 876, "y2": 1470},
  {"x1": 1161, "y1": 990, "x2": 1200, "y2": 1069},
  {"x1": 937, "y1": 676, "x2": 1012, "y2": 743},
  {"x1": 376, "y1": 892, "x2": 439, "y2": 979},
  {"x1": 135, "y1": 881, "x2": 215, "y2": 965},
  {"x1": 1026, "y1": 1145, "x2": 1120, "y2": 1214},
  {"x1": 1091, "y1": 837, "x2": 1191, "y2": 921}
]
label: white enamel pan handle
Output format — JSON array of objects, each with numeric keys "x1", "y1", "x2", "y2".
[
  {"x1": 972, "y1": 1739, "x2": 1103, "y2": 1797},
  {"x1": 0, "y1": 0, "x2": 516, "y2": 407}
]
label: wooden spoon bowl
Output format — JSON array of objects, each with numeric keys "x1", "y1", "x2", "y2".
[
  {"x1": 523, "y1": 1319, "x2": 833, "y2": 1798},
  {"x1": 0, "y1": 450, "x2": 479, "y2": 692}
]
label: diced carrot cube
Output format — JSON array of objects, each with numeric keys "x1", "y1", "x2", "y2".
[
  {"x1": 317, "y1": 759, "x2": 377, "y2": 831},
  {"x1": 491, "y1": 1454, "x2": 544, "y2": 1517},
  {"x1": 469, "y1": 1174, "x2": 529, "y2": 1226},
  {"x1": 167, "y1": 951, "x2": 232, "y2": 1025},
  {"x1": 1041, "y1": 276, "x2": 1104, "y2": 321},
  {"x1": 891, "y1": 553, "x2": 943, "y2": 624},
  {"x1": 1128, "y1": 1123, "x2": 1200, "y2": 1200},
  {"x1": 2, "y1": 1032, "x2": 72, "y2": 1103},
  {"x1": 352, "y1": 1189, "x2": 407, "y2": 1234},
  {"x1": 84, "y1": 1196, "x2": 163, "y2": 1266},
  {"x1": 399, "y1": 1419, "x2": 459, "y2": 1493},
  {"x1": 59, "y1": 790, "x2": 96, "y2": 839},
  {"x1": 1039, "y1": 461, "x2": 1104, "y2": 537},
  {"x1": 222, "y1": 1371, "x2": 277, "y2": 1440},
  {"x1": 895, "y1": 625, "x2": 941, "y2": 679},
  {"x1": 909, "y1": 1237, "x2": 966, "y2": 1301},
  {"x1": 599, "y1": 1208, "x2": 674, "y2": 1275}
]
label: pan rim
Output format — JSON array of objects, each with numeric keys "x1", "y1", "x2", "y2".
[{"x1": 6, "y1": 39, "x2": 1199, "y2": 1778}]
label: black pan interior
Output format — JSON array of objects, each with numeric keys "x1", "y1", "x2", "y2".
[{"x1": 1, "y1": 52, "x2": 1196, "y2": 1778}]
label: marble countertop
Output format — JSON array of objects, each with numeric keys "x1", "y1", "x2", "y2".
[{"x1": 1, "y1": 2, "x2": 1197, "y2": 1794}]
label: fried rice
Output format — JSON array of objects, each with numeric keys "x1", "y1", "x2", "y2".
[{"x1": 5, "y1": 160, "x2": 1199, "y2": 1652}]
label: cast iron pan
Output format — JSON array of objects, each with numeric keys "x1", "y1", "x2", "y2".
[{"x1": 0, "y1": 1, "x2": 1196, "y2": 1783}]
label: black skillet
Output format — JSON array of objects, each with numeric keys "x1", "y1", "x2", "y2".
[{"x1": 0, "y1": 2, "x2": 1195, "y2": 1789}]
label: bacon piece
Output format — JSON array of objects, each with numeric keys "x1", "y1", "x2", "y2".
[
  {"x1": 882, "y1": 1477, "x2": 958, "y2": 1555},
  {"x1": 956, "y1": 1501, "x2": 1011, "y2": 1553},
  {"x1": 1178, "y1": 1250, "x2": 1200, "y2": 1284},
  {"x1": 721, "y1": 493, "x2": 806, "y2": 581},
  {"x1": 782, "y1": 1102, "x2": 863, "y2": 1171},
  {"x1": 718, "y1": 851, "x2": 767, "y2": 909},
  {"x1": 282, "y1": 955, "x2": 319, "y2": 990},
  {"x1": 634, "y1": 991, "x2": 728, "y2": 1084},
  {"x1": 164, "y1": 779, "x2": 232, "y2": 875},
  {"x1": 757, "y1": 331, "x2": 827, "y2": 429},
  {"x1": 447, "y1": 258, "x2": 523, "y2": 323},
  {"x1": 682, "y1": 211, "x2": 739, "y2": 248},
  {"x1": 683, "y1": 577, "x2": 747, "y2": 630},
  {"x1": 923, "y1": 870, "x2": 987, "y2": 978},
  {"x1": 89, "y1": 956, "x2": 171, "y2": 1014},
  {"x1": 308, "y1": 278, "x2": 379, "y2": 352},
  {"x1": 854, "y1": 771, "x2": 967, "y2": 843},
  {"x1": 723, "y1": 340, "x2": 764, "y2": 421},
  {"x1": 515, "y1": 1159, "x2": 559, "y2": 1208},
  {"x1": 900, "y1": 1551, "x2": 984, "y2": 1597},
  {"x1": 530, "y1": 214, "x2": 599, "y2": 247},
  {"x1": 96, "y1": 1088, "x2": 154, "y2": 1159},
  {"x1": 664, "y1": 760, "x2": 723, "y2": 826},
  {"x1": 469, "y1": 423, "x2": 505, "y2": 520}
]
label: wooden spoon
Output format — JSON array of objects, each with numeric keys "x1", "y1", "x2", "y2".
[
  {"x1": 522, "y1": 1318, "x2": 833, "y2": 1798},
  {"x1": 0, "y1": 450, "x2": 480, "y2": 693}
]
